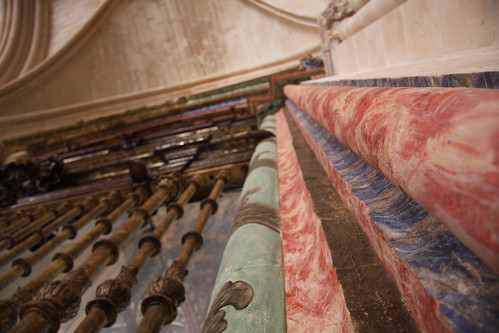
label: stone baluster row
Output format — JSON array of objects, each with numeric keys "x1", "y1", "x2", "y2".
[
  {"x1": 8, "y1": 176, "x2": 181, "y2": 333},
  {"x1": 0, "y1": 192, "x2": 121, "y2": 290},
  {"x1": 74, "y1": 173, "x2": 203, "y2": 333},
  {"x1": 0, "y1": 198, "x2": 97, "y2": 268},
  {"x1": 137, "y1": 170, "x2": 228, "y2": 333},
  {"x1": 0, "y1": 203, "x2": 72, "y2": 252},
  {"x1": 0, "y1": 208, "x2": 46, "y2": 238},
  {"x1": 0, "y1": 187, "x2": 148, "y2": 333}
]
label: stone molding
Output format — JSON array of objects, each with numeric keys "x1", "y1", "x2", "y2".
[{"x1": 0, "y1": 0, "x2": 116, "y2": 100}]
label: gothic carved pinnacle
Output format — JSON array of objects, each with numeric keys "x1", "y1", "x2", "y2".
[{"x1": 319, "y1": 0, "x2": 356, "y2": 42}]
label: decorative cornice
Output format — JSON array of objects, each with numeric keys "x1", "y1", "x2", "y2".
[{"x1": 0, "y1": 45, "x2": 320, "y2": 140}]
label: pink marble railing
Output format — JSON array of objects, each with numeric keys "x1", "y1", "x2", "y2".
[
  {"x1": 275, "y1": 110, "x2": 353, "y2": 332},
  {"x1": 284, "y1": 84, "x2": 499, "y2": 273}
]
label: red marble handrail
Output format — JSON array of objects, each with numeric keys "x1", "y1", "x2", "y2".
[
  {"x1": 284, "y1": 84, "x2": 499, "y2": 272},
  {"x1": 276, "y1": 110, "x2": 353, "y2": 331}
]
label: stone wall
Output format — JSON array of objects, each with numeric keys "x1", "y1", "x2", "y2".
[
  {"x1": 320, "y1": 0, "x2": 498, "y2": 78},
  {"x1": 48, "y1": 0, "x2": 104, "y2": 56},
  {"x1": 0, "y1": 0, "x2": 321, "y2": 139}
]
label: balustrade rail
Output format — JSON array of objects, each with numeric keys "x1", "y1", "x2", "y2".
[
  {"x1": 0, "y1": 203, "x2": 72, "y2": 252},
  {"x1": 8, "y1": 176, "x2": 180, "y2": 333},
  {"x1": 137, "y1": 170, "x2": 228, "y2": 333},
  {"x1": 0, "y1": 198, "x2": 96, "y2": 268},
  {"x1": 0, "y1": 209, "x2": 46, "y2": 238},
  {"x1": 74, "y1": 174, "x2": 205, "y2": 333},
  {"x1": 0, "y1": 103, "x2": 260, "y2": 333},
  {"x1": 0, "y1": 192, "x2": 121, "y2": 290}
]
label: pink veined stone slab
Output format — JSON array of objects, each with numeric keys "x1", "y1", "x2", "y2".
[
  {"x1": 284, "y1": 84, "x2": 499, "y2": 273},
  {"x1": 287, "y1": 107, "x2": 454, "y2": 333},
  {"x1": 275, "y1": 110, "x2": 353, "y2": 333}
]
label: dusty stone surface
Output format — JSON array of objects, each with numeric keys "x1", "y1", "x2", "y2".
[{"x1": 283, "y1": 107, "x2": 420, "y2": 332}]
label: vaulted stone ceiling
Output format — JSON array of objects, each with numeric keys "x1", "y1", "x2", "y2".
[{"x1": 0, "y1": 0, "x2": 327, "y2": 139}]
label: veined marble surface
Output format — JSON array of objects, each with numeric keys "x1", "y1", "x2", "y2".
[
  {"x1": 276, "y1": 110, "x2": 353, "y2": 332},
  {"x1": 204, "y1": 114, "x2": 286, "y2": 333},
  {"x1": 284, "y1": 84, "x2": 499, "y2": 273},
  {"x1": 287, "y1": 101, "x2": 499, "y2": 333}
]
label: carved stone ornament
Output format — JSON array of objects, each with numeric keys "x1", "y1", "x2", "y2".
[
  {"x1": 148, "y1": 274, "x2": 185, "y2": 307},
  {"x1": 0, "y1": 300, "x2": 19, "y2": 333},
  {"x1": 318, "y1": 2, "x2": 336, "y2": 28},
  {"x1": 139, "y1": 274, "x2": 186, "y2": 326},
  {"x1": 35, "y1": 268, "x2": 90, "y2": 322},
  {"x1": 319, "y1": 0, "x2": 355, "y2": 42},
  {"x1": 202, "y1": 280, "x2": 254, "y2": 333},
  {"x1": 95, "y1": 280, "x2": 131, "y2": 313},
  {"x1": 95, "y1": 265, "x2": 137, "y2": 311},
  {"x1": 84, "y1": 265, "x2": 138, "y2": 326}
]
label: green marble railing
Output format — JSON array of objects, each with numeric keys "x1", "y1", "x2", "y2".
[{"x1": 203, "y1": 114, "x2": 285, "y2": 333}]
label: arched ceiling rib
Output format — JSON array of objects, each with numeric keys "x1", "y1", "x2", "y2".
[
  {"x1": 244, "y1": 0, "x2": 328, "y2": 27},
  {"x1": 0, "y1": 0, "x2": 115, "y2": 99},
  {"x1": 0, "y1": 0, "x2": 52, "y2": 85}
]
